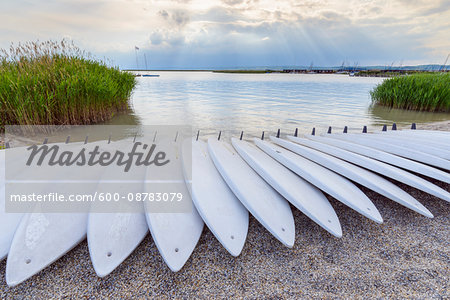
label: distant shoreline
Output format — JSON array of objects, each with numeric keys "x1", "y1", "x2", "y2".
[
  {"x1": 125, "y1": 69, "x2": 449, "y2": 77},
  {"x1": 123, "y1": 63, "x2": 449, "y2": 73}
]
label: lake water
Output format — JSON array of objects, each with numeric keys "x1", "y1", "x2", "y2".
[{"x1": 116, "y1": 72, "x2": 450, "y2": 139}]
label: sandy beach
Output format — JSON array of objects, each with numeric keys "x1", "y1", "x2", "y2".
[{"x1": 0, "y1": 122, "x2": 449, "y2": 298}]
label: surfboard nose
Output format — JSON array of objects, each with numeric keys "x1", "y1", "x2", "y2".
[
  {"x1": 6, "y1": 258, "x2": 35, "y2": 287},
  {"x1": 365, "y1": 204, "x2": 383, "y2": 224},
  {"x1": 274, "y1": 217, "x2": 295, "y2": 248},
  {"x1": 414, "y1": 202, "x2": 434, "y2": 218},
  {"x1": 224, "y1": 233, "x2": 248, "y2": 257},
  {"x1": 322, "y1": 214, "x2": 343, "y2": 238}
]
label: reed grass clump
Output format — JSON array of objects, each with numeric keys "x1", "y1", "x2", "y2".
[
  {"x1": 370, "y1": 73, "x2": 450, "y2": 112},
  {"x1": 0, "y1": 40, "x2": 136, "y2": 131}
]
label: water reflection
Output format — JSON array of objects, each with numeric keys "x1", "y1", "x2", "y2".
[
  {"x1": 369, "y1": 105, "x2": 450, "y2": 126},
  {"x1": 103, "y1": 109, "x2": 140, "y2": 127}
]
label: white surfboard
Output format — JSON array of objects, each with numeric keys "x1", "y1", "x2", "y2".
[
  {"x1": 298, "y1": 136, "x2": 450, "y2": 202},
  {"x1": 87, "y1": 141, "x2": 149, "y2": 277},
  {"x1": 207, "y1": 138, "x2": 295, "y2": 247},
  {"x1": 181, "y1": 138, "x2": 248, "y2": 256},
  {"x1": 254, "y1": 139, "x2": 383, "y2": 224},
  {"x1": 356, "y1": 133, "x2": 450, "y2": 160},
  {"x1": 380, "y1": 130, "x2": 450, "y2": 148},
  {"x1": 0, "y1": 149, "x2": 24, "y2": 260},
  {"x1": 88, "y1": 211, "x2": 148, "y2": 277},
  {"x1": 6, "y1": 210, "x2": 88, "y2": 286},
  {"x1": 376, "y1": 131, "x2": 450, "y2": 151},
  {"x1": 231, "y1": 138, "x2": 342, "y2": 237},
  {"x1": 327, "y1": 133, "x2": 450, "y2": 171},
  {"x1": 380, "y1": 129, "x2": 450, "y2": 138},
  {"x1": 277, "y1": 136, "x2": 432, "y2": 218},
  {"x1": 304, "y1": 135, "x2": 450, "y2": 184},
  {"x1": 400, "y1": 129, "x2": 450, "y2": 136},
  {"x1": 144, "y1": 139, "x2": 204, "y2": 272},
  {"x1": 386, "y1": 130, "x2": 450, "y2": 149},
  {"x1": 6, "y1": 141, "x2": 108, "y2": 286}
]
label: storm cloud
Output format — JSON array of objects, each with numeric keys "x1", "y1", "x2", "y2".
[{"x1": 0, "y1": 0, "x2": 448, "y2": 68}]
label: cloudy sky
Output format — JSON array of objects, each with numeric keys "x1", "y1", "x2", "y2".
[{"x1": 1, "y1": 0, "x2": 449, "y2": 69}]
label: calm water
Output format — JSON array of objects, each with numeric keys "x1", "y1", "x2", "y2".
[{"x1": 119, "y1": 72, "x2": 450, "y2": 139}]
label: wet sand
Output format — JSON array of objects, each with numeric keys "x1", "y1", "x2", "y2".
[{"x1": 0, "y1": 122, "x2": 449, "y2": 298}]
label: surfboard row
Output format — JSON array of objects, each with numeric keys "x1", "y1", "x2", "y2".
[{"x1": 1, "y1": 128, "x2": 449, "y2": 286}]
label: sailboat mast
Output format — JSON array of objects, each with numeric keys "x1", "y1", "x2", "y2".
[
  {"x1": 144, "y1": 53, "x2": 148, "y2": 70},
  {"x1": 135, "y1": 46, "x2": 139, "y2": 70}
]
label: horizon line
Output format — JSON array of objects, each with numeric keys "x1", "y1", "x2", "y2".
[{"x1": 122, "y1": 64, "x2": 449, "y2": 72}]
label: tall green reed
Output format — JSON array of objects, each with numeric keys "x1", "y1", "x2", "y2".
[
  {"x1": 370, "y1": 73, "x2": 450, "y2": 112},
  {"x1": 0, "y1": 40, "x2": 136, "y2": 131}
]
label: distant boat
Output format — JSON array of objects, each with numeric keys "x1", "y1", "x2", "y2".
[{"x1": 142, "y1": 74, "x2": 160, "y2": 77}]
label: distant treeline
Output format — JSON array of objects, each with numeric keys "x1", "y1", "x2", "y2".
[
  {"x1": 354, "y1": 70, "x2": 443, "y2": 77},
  {"x1": 212, "y1": 69, "x2": 449, "y2": 76},
  {"x1": 213, "y1": 70, "x2": 275, "y2": 74}
]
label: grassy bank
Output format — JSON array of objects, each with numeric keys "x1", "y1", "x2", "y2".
[
  {"x1": 370, "y1": 73, "x2": 450, "y2": 112},
  {"x1": 0, "y1": 40, "x2": 136, "y2": 131}
]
